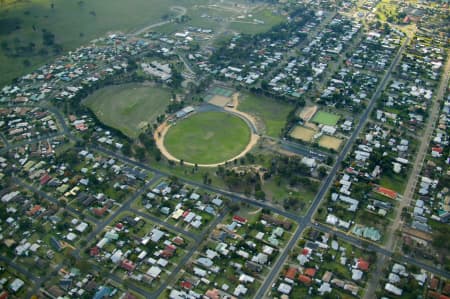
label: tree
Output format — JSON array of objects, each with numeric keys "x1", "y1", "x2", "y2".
[
  {"x1": 1, "y1": 41, "x2": 9, "y2": 51},
  {"x1": 317, "y1": 166, "x2": 327, "y2": 179},
  {"x1": 169, "y1": 68, "x2": 183, "y2": 89},
  {"x1": 255, "y1": 190, "x2": 265, "y2": 201},
  {"x1": 42, "y1": 29, "x2": 55, "y2": 46},
  {"x1": 135, "y1": 147, "x2": 146, "y2": 161},
  {"x1": 261, "y1": 80, "x2": 269, "y2": 90},
  {"x1": 122, "y1": 142, "x2": 131, "y2": 156},
  {"x1": 19, "y1": 218, "x2": 32, "y2": 230}
]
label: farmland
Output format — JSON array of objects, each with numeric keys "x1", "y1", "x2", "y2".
[{"x1": 0, "y1": 0, "x2": 204, "y2": 86}]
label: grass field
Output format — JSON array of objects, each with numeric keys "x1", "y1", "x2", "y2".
[
  {"x1": 238, "y1": 93, "x2": 294, "y2": 137},
  {"x1": 84, "y1": 84, "x2": 171, "y2": 138},
  {"x1": 164, "y1": 112, "x2": 250, "y2": 164},
  {"x1": 290, "y1": 126, "x2": 315, "y2": 142},
  {"x1": 379, "y1": 172, "x2": 408, "y2": 194},
  {"x1": 228, "y1": 8, "x2": 285, "y2": 34},
  {"x1": 0, "y1": 0, "x2": 205, "y2": 86},
  {"x1": 311, "y1": 111, "x2": 341, "y2": 126}
]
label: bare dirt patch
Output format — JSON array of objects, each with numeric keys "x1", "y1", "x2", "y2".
[
  {"x1": 290, "y1": 126, "x2": 316, "y2": 142},
  {"x1": 298, "y1": 105, "x2": 318, "y2": 122},
  {"x1": 208, "y1": 95, "x2": 232, "y2": 107},
  {"x1": 318, "y1": 135, "x2": 343, "y2": 151}
]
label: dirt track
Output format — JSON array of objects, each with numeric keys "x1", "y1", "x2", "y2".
[{"x1": 154, "y1": 93, "x2": 260, "y2": 167}]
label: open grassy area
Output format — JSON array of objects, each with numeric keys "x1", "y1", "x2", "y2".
[
  {"x1": 311, "y1": 111, "x2": 341, "y2": 126},
  {"x1": 84, "y1": 83, "x2": 171, "y2": 138},
  {"x1": 375, "y1": 0, "x2": 400, "y2": 22},
  {"x1": 228, "y1": 8, "x2": 285, "y2": 34},
  {"x1": 0, "y1": 0, "x2": 205, "y2": 86},
  {"x1": 238, "y1": 93, "x2": 294, "y2": 137},
  {"x1": 379, "y1": 172, "x2": 408, "y2": 194},
  {"x1": 164, "y1": 111, "x2": 251, "y2": 164}
]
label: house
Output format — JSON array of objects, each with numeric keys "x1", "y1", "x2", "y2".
[
  {"x1": 93, "y1": 286, "x2": 111, "y2": 299},
  {"x1": 298, "y1": 274, "x2": 312, "y2": 285},
  {"x1": 233, "y1": 284, "x2": 247, "y2": 297},
  {"x1": 162, "y1": 244, "x2": 176, "y2": 257},
  {"x1": 180, "y1": 281, "x2": 192, "y2": 290},
  {"x1": 172, "y1": 236, "x2": 184, "y2": 246},
  {"x1": 304, "y1": 268, "x2": 316, "y2": 277},
  {"x1": 277, "y1": 283, "x2": 292, "y2": 294},
  {"x1": 151, "y1": 229, "x2": 165, "y2": 243},
  {"x1": 193, "y1": 267, "x2": 207, "y2": 277},
  {"x1": 285, "y1": 267, "x2": 298, "y2": 280},
  {"x1": 90, "y1": 246, "x2": 100, "y2": 257},
  {"x1": 205, "y1": 288, "x2": 220, "y2": 299},
  {"x1": 375, "y1": 186, "x2": 397, "y2": 199},
  {"x1": 75, "y1": 222, "x2": 88, "y2": 233},
  {"x1": 9, "y1": 279, "x2": 24, "y2": 293},
  {"x1": 146, "y1": 266, "x2": 162, "y2": 278},
  {"x1": 232, "y1": 215, "x2": 247, "y2": 224},
  {"x1": 318, "y1": 283, "x2": 332, "y2": 295},
  {"x1": 352, "y1": 269, "x2": 363, "y2": 281},
  {"x1": 322, "y1": 271, "x2": 333, "y2": 283},
  {"x1": 384, "y1": 283, "x2": 403, "y2": 296},
  {"x1": 121, "y1": 259, "x2": 136, "y2": 272},
  {"x1": 357, "y1": 258, "x2": 370, "y2": 271},
  {"x1": 110, "y1": 250, "x2": 123, "y2": 264}
]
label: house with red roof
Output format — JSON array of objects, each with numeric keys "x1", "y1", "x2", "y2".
[
  {"x1": 40, "y1": 174, "x2": 51, "y2": 185},
  {"x1": 180, "y1": 281, "x2": 192, "y2": 290},
  {"x1": 232, "y1": 215, "x2": 248, "y2": 224},
  {"x1": 298, "y1": 274, "x2": 312, "y2": 285},
  {"x1": 90, "y1": 246, "x2": 100, "y2": 257},
  {"x1": 443, "y1": 282, "x2": 450, "y2": 296},
  {"x1": 172, "y1": 236, "x2": 184, "y2": 246},
  {"x1": 93, "y1": 206, "x2": 108, "y2": 217},
  {"x1": 121, "y1": 259, "x2": 136, "y2": 272},
  {"x1": 432, "y1": 147, "x2": 443, "y2": 157},
  {"x1": 161, "y1": 244, "x2": 176, "y2": 258},
  {"x1": 123, "y1": 293, "x2": 136, "y2": 299},
  {"x1": 285, "y1": 267, "x2": 298, "y2": 280},
  {"x1": 27, "y1": 205, "x2": 42, "y2": 217},
  {"x1": 430, "y1": 277, "x2": 440, "y2": 290},
  {"x1": 428, "y1": 291, "x2": 450, "y2": 299},
  {"x1": 304, "y1": 268, "x2": 316, "y2": 277},
  {"x1": 376, "y1": 186, "x2": 397, "y2": 199},
  {"x1": 301, "y1": 248, "x2": 311, "y2": 256},
  {"x1": 205, "y1": 288, "x2": 220, "y2": 299},
  {"x1": 357, "y1": 258, "x2": 369, "y2": 271}
]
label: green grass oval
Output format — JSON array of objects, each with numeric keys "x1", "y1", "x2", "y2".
[{"x1": 164, "y1": 111, "x2": 251, "y2": 165}]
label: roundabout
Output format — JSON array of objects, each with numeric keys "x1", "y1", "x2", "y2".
[{"x1": 155, "y1": 109, "x2": 259, "y2": 167}]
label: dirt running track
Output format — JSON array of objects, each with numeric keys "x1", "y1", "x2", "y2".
[{"x1": 154, "y1": 93, "x2": 260, "y2": 167}]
